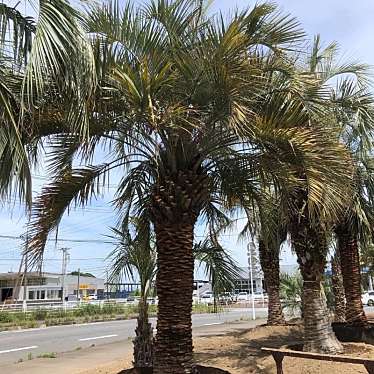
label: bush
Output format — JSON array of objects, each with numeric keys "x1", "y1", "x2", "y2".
[
  {"x1": 32, "y1": 309, "x2": 48, "y2": 320},
  {"x1": 0, "y1": 311, "x2": 14, "y2": 323}
]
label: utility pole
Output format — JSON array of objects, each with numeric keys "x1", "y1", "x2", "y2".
[
  {"x1": 59, "y1": 248, "x2": 70, "y2": 302},
  {"x1": 20, "y1": 233, "x2": 29, "y2": 312},
  {"x1": 106, "y1": 270, "x2": 109, "y2": 300},
  {"x1": 77, "y1": 268, "x2": 81, "y2": 302},
  {"x1": 247, "y1": 242, "x2": 256, "y2": 320},
  {"x1": 22, "y1": 252, "x2": 28, "y2": 312}
]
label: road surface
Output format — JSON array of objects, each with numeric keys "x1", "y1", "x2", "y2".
[{"x1": 0, "y1": 308, "x2": 267, "y2": 365}]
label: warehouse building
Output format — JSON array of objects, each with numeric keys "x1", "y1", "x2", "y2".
[{"x1": 0, "y1": 272, "x2": 105, "y2": 303}]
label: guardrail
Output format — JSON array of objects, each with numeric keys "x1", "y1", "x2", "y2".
[{"x1": 0, "y1": 298, "x2": 134, "y2": 313}]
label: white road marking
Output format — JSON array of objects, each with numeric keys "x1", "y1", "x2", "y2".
[
  {"x1": 202, "y1": 322, "x2": 224, "y2": 326},
  {"x1": 0, "y1": 345, "x2": 38, "y2": 354},
  {"x1": 79, "y1": 334, "x2": 118, "y2": 342}
]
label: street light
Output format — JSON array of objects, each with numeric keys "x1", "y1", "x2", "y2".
[{"x1": 247, "y1": 242, "x2": 256, "y2": 320}]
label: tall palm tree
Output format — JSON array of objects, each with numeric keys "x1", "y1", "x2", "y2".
[
  {"x1": 331, "y1": 251, "x2": 346, "y2": 323},
  {"x1": 25, "y1": 2, "x2": 354, "y2": 371},
  {"x1": 108, "y1": 222, "x2": 156, "y2": 368},
  {"x1": 334, "y1": 157, "x2": 374, "y2": 325},
  {"x1": 258, "y1": 213, "x2": 287, "y2": 325},
  {"x1": 281, "y1": 36, "x2": 374, "y2": 353},
  {"x1": 240, "y1": 194, "x2": 287, "y2": 325}
]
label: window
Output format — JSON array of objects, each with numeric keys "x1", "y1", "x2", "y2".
[
  {"x1": 28, "y1": 290, "x2": 35, "y2": 300},
  {"x1": 369, "y1": 292, "x2": 374, "y2": 296},
  {"x1": 40, "y1": 290, "x2": 45, "y2": 300}
]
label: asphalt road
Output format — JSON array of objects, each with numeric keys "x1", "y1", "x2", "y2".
[{"x1": 0, "y1": 308, "x2": 267, "y2": 365}]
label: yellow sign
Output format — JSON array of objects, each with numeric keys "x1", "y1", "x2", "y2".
[{"x1": 79, "y1": 284, "x2": 89, "y2": 289}]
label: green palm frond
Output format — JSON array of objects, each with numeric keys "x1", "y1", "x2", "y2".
[
  {"x1": 22, "y1": 0, "x2": 96, "y2": 138},
  {"x1": 194, "y1": 237, "x2": 241, "y2": 297},
  {"x1": 27, "y1": 161, "x2": 122, "y2": 264},
  {"x1": 107, "y1": 219, "x2": 156, "y2": 297}
]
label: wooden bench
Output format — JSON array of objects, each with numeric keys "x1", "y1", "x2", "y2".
[{"x1": 262, "y1": 347, "x2": 374, "y2": 374}]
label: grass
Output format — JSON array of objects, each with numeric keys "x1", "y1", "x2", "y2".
[
  {"x1": 0, "y1": 303, "x2": 223, "y2": 330},
  {"x1": 37, "y1": 352, "x2": 57, "y2": 359}
]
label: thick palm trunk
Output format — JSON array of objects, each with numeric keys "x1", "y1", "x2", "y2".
[
  {"x1": 331, "y1": 253, "x2": 346, "y2": 323},
  {"x1": 259, "y1": 239, "x2": 285, "y2": 325},
  {"x1": 153, "y1": 220, "x2": 195, "y2": 374},
  {"x1": 336, "y1": 227, "x2": 367, "y2": 324},
  {"x1": 133, "y1": 298, "x2": 153, "y2": 367},
  {"x1": 290, "y1": 214, "x2": 342, "y2": 353},
  {"x1": 151, "y1": 169, "x2": 207, "y2": 374}
]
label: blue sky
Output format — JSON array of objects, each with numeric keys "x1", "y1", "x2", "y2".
[{"x1": 1, "y1": 0, "x2": 373, "y2": 278}]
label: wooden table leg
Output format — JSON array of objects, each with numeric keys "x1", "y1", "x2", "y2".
[
  {"x1": 272, "y1": 352, "x2": 284, "y2": 374},
  {"x1": 365, "y1": 363, "x2": 374, "y2": 374}
]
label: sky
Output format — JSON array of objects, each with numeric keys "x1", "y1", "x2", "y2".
[{"x1": 1, "y1": 0, "x2": 374, "y2": 279}]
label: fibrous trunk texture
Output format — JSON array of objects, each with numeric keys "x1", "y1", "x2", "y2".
[
  {"x1": 259, "y1": 239, "x2": 286, "y2": 325},
  {"x1": 290, "y1": 207, "x2": 342, "y2": 353},
  {"x1": 336, "y1": 226, "x2": 367, "y2": 325},
  {"x1": 153, "y1": 220, "x2": 195, "y2": 374},
  {"x1": 133, "y1": 299, "x2": 153, "y2": 367},
  {"x1": 151, "y1": 170, "x2": 208, "y2": 374},
  {"x1": 331, "y1": 253, "x2": 346, "y2": 323}
]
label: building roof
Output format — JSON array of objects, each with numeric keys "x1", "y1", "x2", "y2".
[
  {"x1": 236, "y1": 263, "x2": 299, "y2": 280},
  {"x1": 0, "y1": 272, "x2": 60, "y2": 280}
]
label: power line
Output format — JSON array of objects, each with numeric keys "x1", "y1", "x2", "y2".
[{"x1": 0, "y1": 234, "x2": 115, "y2": 244}]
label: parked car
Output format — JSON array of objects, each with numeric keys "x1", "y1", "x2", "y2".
[
  {"x1": 200, "y1": 292, "x2": 214, "y2": 305},
  {"x1": 362, "y1": 291, "x2": 374, "y2": 306},
  {"x1": 218, "y1": 292, "x2": 235, "y2": 304},
  {"x1": 237, "y1": 291, "x2": 249, "y2": 301}
]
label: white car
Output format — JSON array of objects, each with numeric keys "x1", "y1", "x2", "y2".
[
  {"x1": 362, "y1": 291, "x2": 374, "y2": 306},
  {"x1": 237, "y1": 292, "x2": 249, "y2": 301},
  {"x1": 200, "y1": 292, "x2": 214, "y2": 305}
]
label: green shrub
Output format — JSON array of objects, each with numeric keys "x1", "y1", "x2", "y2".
[
  {"x1": 0, "y1": 312, "x2": 14, "y2": 323},
  {"x1": 32, "y1": 309, "x2": 48, "y2": 320}
]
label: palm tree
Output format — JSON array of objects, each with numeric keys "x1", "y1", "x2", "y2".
[
  {"x1": 331, "y1": 251, "x2": 346, "y2": 323},
  {"x1": 334, "y1": 162, "x2": 374, "y2": 325},
  {"x1": 108, "y1": 222, "x2": 156, "y2": 368},
  {"x1": 25, "y1": 2, "x2": 355, "y2": 371},
  {"x1": 0, "y1": 0, "x2": 97, "y2": 207},
  {"x1": 280, "y1": 272, "x2": 303, "y2": 317},
  {"x1": 281, "y1": 36, "x2": 374, "y2": 353},
  {"x1": 258, "y1": 232, "x2": 287, "y2": 325},
  {"x1": 241, "y1": 195, "x2": 287, "y2": 325}
]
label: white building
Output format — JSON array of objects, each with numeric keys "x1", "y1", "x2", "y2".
[{"x1": 0, "y1": 272, "x2": 105, "y2": 302}]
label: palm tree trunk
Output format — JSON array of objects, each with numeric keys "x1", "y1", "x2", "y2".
[
  {"x1": 133, "y1": 297, "x2": 153, "y2": 367},
  {"x1": 290, "y1": 216, "x2": 343, "y2": 353},
  {"x1": 336, "y1": 227, "x2": 367, "y2": 324},
  {"x1": 150, "y1": 167, "x2": 208, "y2": 373},
  {"x1": 259, "y1": 239, "x2": 285, "y2": 325},
  {"x1": 153, "y1": 220, "x2": 195, "y2": 374},
  {"x1": 331, "y1": 253, "x2": 346, "y2": 323}
]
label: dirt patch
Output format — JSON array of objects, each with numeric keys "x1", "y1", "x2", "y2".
[{"x1": 194, "y1": 324, "x2": 374, "y2": 374}]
